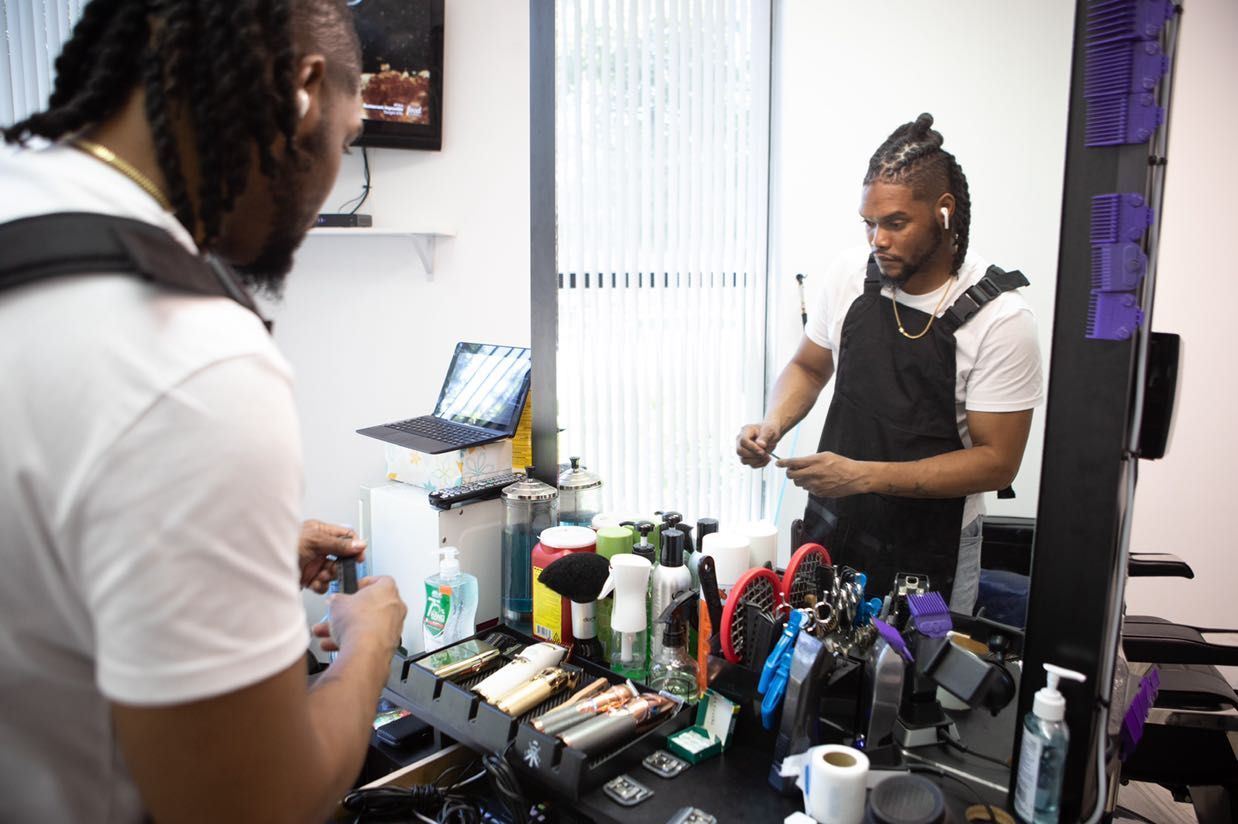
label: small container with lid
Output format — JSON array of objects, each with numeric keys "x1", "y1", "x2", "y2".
[
  {"x1": 531, "y1": 525, "x2": 597, "y2": 644},
  {"x1": 558, "y1": 457, "x2": 603, "y2": 527},
  {"x1": 501, "y1": 468, "x2": 559, "y2": 625}
]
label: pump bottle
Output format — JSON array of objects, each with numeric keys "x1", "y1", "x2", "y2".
[
  {"x1": 422, "y1": 547, "x2": 479, "y2": 652},
  {"x1": 648, "y1": 590, "x2": 699, "y2": 702},
  {"x1": 1014, "y1": 663, "x2": 1086, "y2": 823},
  {"x1": 649, "y1": 528, "x2": 692, "y2": 660}
]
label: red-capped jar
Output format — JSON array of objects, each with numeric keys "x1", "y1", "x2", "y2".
[{"x1": 531, "y1": 525, "x2": 597, "y2": 644}]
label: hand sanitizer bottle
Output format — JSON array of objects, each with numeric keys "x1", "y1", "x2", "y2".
[
  {"x1": 422, "y1": 547, "x2": 478, "y2": 652},
  {"x1": 1014, "y1": 662, "x2": 1087, "y2": 823}
]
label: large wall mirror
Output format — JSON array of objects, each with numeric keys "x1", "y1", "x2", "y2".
[{"x1": 540, "y1": 0, "x2": 1079, "y2": 787}]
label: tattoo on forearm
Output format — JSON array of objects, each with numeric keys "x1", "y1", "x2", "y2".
[{"x1": 885, "y1": 481, "x2": 931, "y2": 497}]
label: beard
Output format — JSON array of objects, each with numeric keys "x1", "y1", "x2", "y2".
[
  {"x1": 233, "y1": 125, "x2": 329, "y2": 299},
  {"x1": 878, "y1": 221, "x2": 946, "y2": 289}
]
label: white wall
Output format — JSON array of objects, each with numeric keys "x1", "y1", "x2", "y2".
[
  {"x1": 1126, "y1": 0, "x2": 1238, "y2": 635},
  {"x1": 768, "y1": 0, "x2": 1075, "y2": 549},
  {"x1": 263, "y1": 2, "x2": 530, "y2": 622}
]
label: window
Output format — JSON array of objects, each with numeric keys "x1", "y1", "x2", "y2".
[
  {"x1": 1, "y1": 1, "x2": 83, "y2": 128},
  {"x1": 555, "y1": 0, "x2": 772, "y2": 520}
]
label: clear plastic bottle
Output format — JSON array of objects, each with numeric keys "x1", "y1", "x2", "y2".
[
  {"x1": 1014, "y1": 663, "x2": 1086, "y2": 823},
  {"x1": 648, "y1": 614, "x2": 700, "y2": 702},
  {"x1": 422, "y1": 547, "x2": 479, "y2": 652}
]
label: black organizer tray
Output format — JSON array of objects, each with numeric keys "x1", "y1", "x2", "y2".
[{"x1": 394, "y1": 625, "x2": 692, "y2": 799}]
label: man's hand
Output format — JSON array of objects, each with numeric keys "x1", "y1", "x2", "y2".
[
  {"x1": 311, "y1": 576, "x2": 406, "y2": 655},
  {"x1": 779, "y1": 452, "x2": 869, "y2": 497},
  {"x1": 299, "y1": 519, "x2": 366, "y2": 593},
  {"x1": 737, "y1": 422, "x2": 783, "y2": 467}
]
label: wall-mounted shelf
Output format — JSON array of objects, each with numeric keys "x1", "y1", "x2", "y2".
[{"x1": 306, "y1": 228, "x2": 454, "y2": 274}]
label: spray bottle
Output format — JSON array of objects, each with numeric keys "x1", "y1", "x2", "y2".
[
  {"x1": 1014, "y1": 663, "x2": 1087, "y2": 823},
  {"x1": 649, "y1": 527, "x2": 692, "y2": 660},
  {"x1": 648, "y1": 589, "x2": 700, "y2": 702},
  {"x1": 598, "y1": 554, "x2": 653, "y2": 682}
]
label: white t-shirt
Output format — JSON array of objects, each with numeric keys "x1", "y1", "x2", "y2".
[
  {"x1": 805, "y1": 245, "x2": 1044, "y2": 527},
  {"x1": 0, "y1": 143, "x2": 308, "y2": 823}
]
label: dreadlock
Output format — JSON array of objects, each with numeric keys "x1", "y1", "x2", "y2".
[
  {"x1": 3, "y1": 0, "x2": 359, "y2": 247},
  {"x1": 864, "y1": 113, "x2": 972, "y2": 275}
]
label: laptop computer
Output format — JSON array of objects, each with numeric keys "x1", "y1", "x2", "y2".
[{"x1": 357, "y1": 342, "x2": 532, "y2": 454}]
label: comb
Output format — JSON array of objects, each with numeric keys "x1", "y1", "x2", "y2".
[
  {"x1": 1091, "y1": 243, "x2": 1147, "y2": 292},
  {"x1": 872, "y1": 618, "x2": 914, "y2": 663},
  {"x1": 907, "y1": 592, "x2": 952, "y2": 639},
  {"x1": 1091, "y1": 192, "x2": 1155, "y2": 244},
  {"x1": 1087, "y1": 291, "x2": 1143, "y2": 340}
]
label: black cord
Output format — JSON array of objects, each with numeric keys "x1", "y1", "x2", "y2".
[
  {"x1": 906, "y1": 763, "x2": 1004, "y2": 823},
  {"x1": 482, "y1": 743, "x2": 530, "y2": 824},
  {"x1": 336, "y1": 146, "x2": 372, "y2": 214},
  {"x1": 341, "y1": 784, "x2": 444, "y2": 821},
  {"x1": 938, "y1": 729, "x2": 1011, "y2": 769}
]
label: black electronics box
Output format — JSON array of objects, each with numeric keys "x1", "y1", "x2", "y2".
[
  {"x1": 391, "y1": 626, "x2": 691, "y2": 800},
  {"x1": 316, "y1": 212, "x2": 373, "y2": 227}
]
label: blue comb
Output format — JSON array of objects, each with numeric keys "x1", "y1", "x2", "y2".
[
  {"x1": 907, "y1": 592, "x2": 952, "y2": 639},
  {"x1": 1086, "y1": 92, "x2": 1163, "y2": 147},
  {"x1": 1120, "y1": 668, "x2": 1161, "y2": 761},
  {"x1": 1086, "y1": 0, "x2": 1173, "y2": 46},
  {"x1": 1085, "y1": 40, "x2": 1167, "y2": 99}
]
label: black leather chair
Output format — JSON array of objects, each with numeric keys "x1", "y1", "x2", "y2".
[{"x1": 1120, "y1": 553, "x2": 1238, "y2": 824}]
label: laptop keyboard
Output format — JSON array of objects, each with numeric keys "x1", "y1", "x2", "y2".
[{"x1": 388, "y1": 417, "x2": 482, "y2": 446}]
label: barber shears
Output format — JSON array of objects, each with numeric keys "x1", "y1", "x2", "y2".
[{"x1": 757, "y1": 608, "x2": 809, "y2": 730}]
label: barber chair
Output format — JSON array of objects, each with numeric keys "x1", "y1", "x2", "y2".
[{"x1": 1119, "y1": 553, "x2": 1238, "y2": 824}]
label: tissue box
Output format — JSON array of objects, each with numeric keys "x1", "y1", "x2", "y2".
[
  {"x1": 384, "y1": 440, "x2": 513, "y2": 492},
  {"x1": 666, "y1": 690, "x2": 739, "y2": 764}
]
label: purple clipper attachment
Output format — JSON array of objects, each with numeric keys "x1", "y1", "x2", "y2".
[
  {"x1": 872, "y1": 617, "x2": 914, "y2": 663},
  {"x1": 1087, "y1": 291, "x2": 1144, "y2": 340},
  {"x1": 1091, "y1": 193, "x2": 1155, "y2": 245},
  {"x1": 1086, "y1": 0, "x2": 1174, "y2": 46},
  {"x1": 1086, "y1": 92, "x2": 1164, "y2": 147},
  {"x1": 906, "y1": 592, "x2": 952, "y2": 639},
  {"x1": 1091, "y1": 243, "x2": 1147, "y2": 292},
  {"x1": 1120, "y1": 667, "x2": 1161, "y2": 761},
  {"x1": 1085, "y1": 40, "x2": 1168, "y2": 99}
]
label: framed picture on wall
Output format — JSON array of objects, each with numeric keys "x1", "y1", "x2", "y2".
[{"x1": 348, "y1": 0, "x2": 444, "y2": 151}]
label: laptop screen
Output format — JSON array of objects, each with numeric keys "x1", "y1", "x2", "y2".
[{"x1": 433, "y1": 343, "x2": 531, "y2": 431}]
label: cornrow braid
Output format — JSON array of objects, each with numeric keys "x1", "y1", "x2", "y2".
[
  {"x1": 864, "y1": 113, "x2": 972, "y2": 275},
  {"x1": 3, "y1": 0, "x2": 357, "y2": 248}
]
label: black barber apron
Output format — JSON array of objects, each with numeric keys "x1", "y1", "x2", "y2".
[{"x1": 802, "y1": 255, "x2": 967, "y2": 599}]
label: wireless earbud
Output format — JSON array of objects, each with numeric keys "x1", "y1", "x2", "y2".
[
  {"x1": 296, "y1": 90, "x2": 310, "y2": 119},
  {"x1": 940, "y1": 207, "x2": 950, "y2": 231}
]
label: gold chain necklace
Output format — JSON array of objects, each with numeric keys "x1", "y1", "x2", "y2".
[
  {"x1": 891, "y1": 279, "x2": 953, "y2": 340},
  {"x1": 71, "y1": 138, "x2": 173, "y2": 213}
]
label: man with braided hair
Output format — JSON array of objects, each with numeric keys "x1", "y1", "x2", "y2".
[
  {"x1": 738, "y1": 114, "x2": 1042, "y2": 612},
  {"x1": 0, "y1": 2, "x2": 408, "y2": 821}
]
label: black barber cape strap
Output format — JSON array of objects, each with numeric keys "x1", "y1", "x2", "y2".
[
  {"x1": 945, "y1": 263, "x2": 1029, "y2": 500},
  {"x1": 939, "y1": 264, "x2": 1029, "y2": 333},
  {"x1": 0, "y1": 212, "x2": 270, "y2": 331}
]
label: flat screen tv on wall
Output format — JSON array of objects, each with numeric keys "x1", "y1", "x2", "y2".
[{"x1": 348, "y1": 0, "x2": 444, "y2": 151}]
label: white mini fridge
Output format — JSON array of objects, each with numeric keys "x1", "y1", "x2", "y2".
[{"x1": 359, "y1": 482, "x2": 502, "y2": 655}]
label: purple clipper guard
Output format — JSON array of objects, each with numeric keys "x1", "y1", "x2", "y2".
[
  {"x1": 907, "y1": 592, "x2": 952, "y2": 639},
  {"x1": 1091, "y1": 243, "x2": 1147, "y2": 292},
  {"x1": 1087, "y1": 291, "x2": 1143, "y2": 340},
  {"x1": 1085, "y1": 40, "x2": 1168, "y2": 99},
  {"x1": 1091, "y1": 193, "x2": 1155, "y2": 244},
  {"x1": 1086, "y1": 0, "x2": 1174, "y2": 46},
  {"x1": 1086, "y1": 92, "x2": 1164, "y2": 146},
  {"x1": 1120, "y1": 667, "x2": 1161, "y2": 761},
  {"x1": 872, "y1": 618, "x2": 914, "y2": 663}
]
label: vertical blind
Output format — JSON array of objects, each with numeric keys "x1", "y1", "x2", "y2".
[
  {"x1": 555, "y1": 0, "x2": 771, "y2": 522},
  {"x1": 0, "y1": 1, "x2": 83, "y2": 128}
]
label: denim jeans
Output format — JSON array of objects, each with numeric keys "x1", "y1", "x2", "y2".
[{"x1": 950, "y1": 515, "x2": 983, "y2": 614}]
